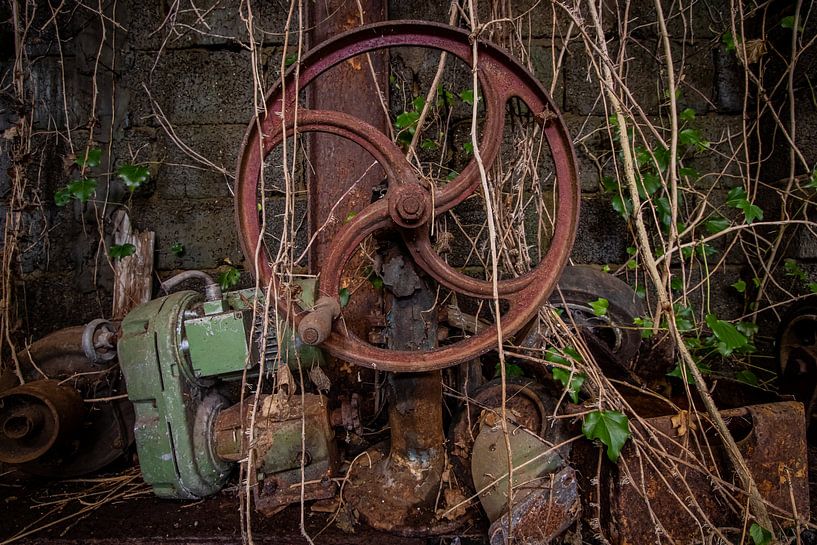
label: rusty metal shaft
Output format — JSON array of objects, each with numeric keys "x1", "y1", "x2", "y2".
[{"x1": 387, "y1": 371, "x2": 444, "y2": 470}]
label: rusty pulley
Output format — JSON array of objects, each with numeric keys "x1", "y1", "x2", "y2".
[
  {"x1": 0, "y1": 380, "x2": 83, "y2": 465},
  {"x1": 4, "y1": 325, "x2": 134, "y2": 477},
  {"x1": 235, "y1": 21, "x2": 580, "y2": 373}
]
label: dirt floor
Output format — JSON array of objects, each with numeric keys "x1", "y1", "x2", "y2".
[{"x1": 0, "y1": 463, "x2": 487, "y2": 545}]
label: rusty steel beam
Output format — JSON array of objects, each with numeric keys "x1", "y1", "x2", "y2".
[{"x1": 306, "y1": 0, "x2": 388, "y2": 342}]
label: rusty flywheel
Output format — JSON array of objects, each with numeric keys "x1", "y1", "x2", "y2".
[{"x1": 235, "y1": 21, "x2": 580, "y2": 373}]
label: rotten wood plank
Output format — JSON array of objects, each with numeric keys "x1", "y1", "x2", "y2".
[{"x1": 111, "y1": 210, "x2": 155, "y2": 320}]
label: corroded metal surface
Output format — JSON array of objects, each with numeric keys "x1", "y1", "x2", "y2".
[
  {"x1": 471, "y1": 424, "x2": 566, "y2": 523},
  {"x1": 527, "y1": 265, "x2": 646, "y2": 368},
  {"x1": 0, "y1": 380, "x2": 83, "y2": 464},
  {"x1": 344, "y1": 255, "x2": 471, "y2": 535},
  {"x1": 488, "y1": 466, "x2": 580, "y2": 545},
  {"x1": 777, "y1": 296, "x2": 817, "y2": 433},
  {"x1": 449, "y1": 378, "x2": 560, "y2": 492},
  {"x1": 214, "y1": 393, "x2": 338, "y2": 515},
  {"x1": 235, "y1": 21, "x2": 580, "y2": 373},
  {"x1": 607, "y1": 402, "x2": 809, "y2": 544},
  {"x1": 306, "y1": 0, "x2": 387, "y2": 348},
  {"x1": 5, "y1": 326, "x2": 133, "y2": 477}
]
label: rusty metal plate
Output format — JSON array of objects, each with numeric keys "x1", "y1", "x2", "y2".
[{"x1": 606, "y1": 402, "x2": 809, "y2": 544}]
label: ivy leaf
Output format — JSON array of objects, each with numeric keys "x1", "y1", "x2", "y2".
[
  {"x1": 749, "y1": 523, "x2": 772, "y2": 545},
  {"x1": 421, "y1": 139, "x2": 438, "y2": 150},
  {"x1": 727, "y1": 187, "x2": 763, "y2": 223},
  {"x1": 667, "y1": 360, "x2": 710, "y2": 384},
  {"x1": 601, "y1": 175, "x2": 618, "y2": 193},
  {"x1": 670, "y1": 276, "x2": 683, "y2": 291},
  {"x1": 75, "y1": 147, "x2": 102, "y2": 168},
  {"x1": 395, "y1": 111, "x2": 420, "y2": 129},
  {"x1": 705, "y1": 216, "x2": 730, "y2": 234},
  {"x1": 653, "y1": 146, "x2": 670, "y2": 172},
  {"x1": 54, "y1": 187, "x2": 72, "y2": 206},
  {"x1": 705, "y1": 313, "x2": 748, "y2": 355},
  {"x1": 679, "y1": 128, "x2": 709, "y2": 150},
  {"x1": 545, "y1": 347, "x2": 571, "y2": 367},
  {"x1": 737, "y1": 200, "x2": 763, "y2": 224},
  {"x1": 109, "y1": 243, "x2": 136, "y2": 260},
  {"x1": 217, "y1": 266, "x2": 241, "y2": 290},
  {"x1": 679, "y1": 108, "x2": 696, "y2": 122},
  {"x1": 590, "y1": 297, "x2": 609, "y2": 317},
  {"x1": 655, "y1": 197, "x2": 673, "y2": 229},
  {"x1": 459, "y1": 89, "x2": 474, "y2": 105},
  {"x1": 170, "y1": 242, "x2": 185, "y2": 257},
  {"x1": 780, "y1": 16, "x2": 803, "y2": 31},
  {"x1": 463, "y1": 142, "x2": 474, "y2": 155},
  {"x1": 806, "y1": 167, "x2": 817, "y2": 189},
  {"x1": 437, "y1": 86, "x2": 456, "y2": 106},
  {"x1": 736, "y1": 369, "x2": 759, "y2": 386},
  {"x1": 552, "y1": 367, "x2": 585, "y2": 403},
  {"x1": 736, "y1": 321, "x2": 759, "y2": 338},
  {"x1": 722, "y1": 32, "x2": 737, "y2": 53},
  {"x1": 367, "y1": 271, "x2": 384, "y2": 290},
  {"x1": 117, "y1": 164, "x2": 150, "y2": 190},
  {"x1": 731, "y1": 279, "x2": 746, "y2": 293},
  {"x1": 697, "y1": 243, "x2": 717, "y2": 258},
  {"x1": 611, "y1": 194, "x2": 633, "y2": 219},
  {"x1": 284, "y1": 52, "x2": 298, "y2": 66},
  {"x1": 495, "y1": 362, "x2": 525, "y2": 379},
  {"x1": 673, "y1": 304, "x2": 695, "y2": 332},
  {"x1": 810, "y1": 282, "x2": 817, "y2": 294},
  {"x1": 726, "y1": 186, "x2": 748, "y2": 206},
  {"x1": 67, "y1": 178, "x2": 97, "y2": 203},
  {"x1": 637, "y1": 172, "x2": 662, "y2": 198},
  {"x1": 633, "y1": 316, "x2": 654, "y2": 339},
  {"x1": 679, "y1": 166, "x2": 699, "y2": 179},
  {"x1": 784, "y1": 258, "x2": 808, "y2": 281},
  {"x1": 635, "y1": 146, "x2": 651, "y2": 168},
  {"x1": 339, "y1": 287, "x2": 350, "y2": 308},
  {"x1": 582, "y1": 410, "x2": 631, "y2": 463},
  {"x1": 411, "y1": 96, "x2": 425, "y2": 111},
  {"x1": 667, "y1": 363, "x2": 695, "y2": 384}
]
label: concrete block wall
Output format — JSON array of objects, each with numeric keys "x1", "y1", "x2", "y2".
[{"x1": 1, "y1": 0, "x2": 814, "y2": 341}]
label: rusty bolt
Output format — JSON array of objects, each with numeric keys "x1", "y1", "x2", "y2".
[
  {"x1": 397, "y1": 194, "x2": 424, "y2": 219},
  {"x1": 389, "y1": 184, "x2": 431, "y2": 228}
]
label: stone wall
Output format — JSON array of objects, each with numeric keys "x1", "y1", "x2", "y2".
[{"x1": 0, "y1": 0, "x2": 814, "y2": 347}]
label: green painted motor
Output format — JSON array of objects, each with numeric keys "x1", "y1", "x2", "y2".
[
  {"x1": 118, "y1": 284, "x2": 330, "y2": 500},
  {"x1": 118, "y1": 291, "x2": 234, "y2": 499}
]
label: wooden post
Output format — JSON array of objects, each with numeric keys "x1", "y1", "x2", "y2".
[{"x1": 111, "y1": 210, "x2": 155, "y2": 320}]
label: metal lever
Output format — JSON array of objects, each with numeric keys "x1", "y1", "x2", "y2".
[{"x1": 298, "y1": 296, "x2": 340, "y2": 345}]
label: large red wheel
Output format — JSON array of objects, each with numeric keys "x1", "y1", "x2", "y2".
[{"x1": 235, "y1": 21, "x2": 580, "y2": 373}]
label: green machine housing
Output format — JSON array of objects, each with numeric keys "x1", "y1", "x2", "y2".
[{"x1": 118, "y1": 287, "x2": 335, "y2": 502}]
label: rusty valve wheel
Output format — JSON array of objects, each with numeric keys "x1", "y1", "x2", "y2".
[{"x1": 235, "y1": 21, "x2": 580, "y2": 373}]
